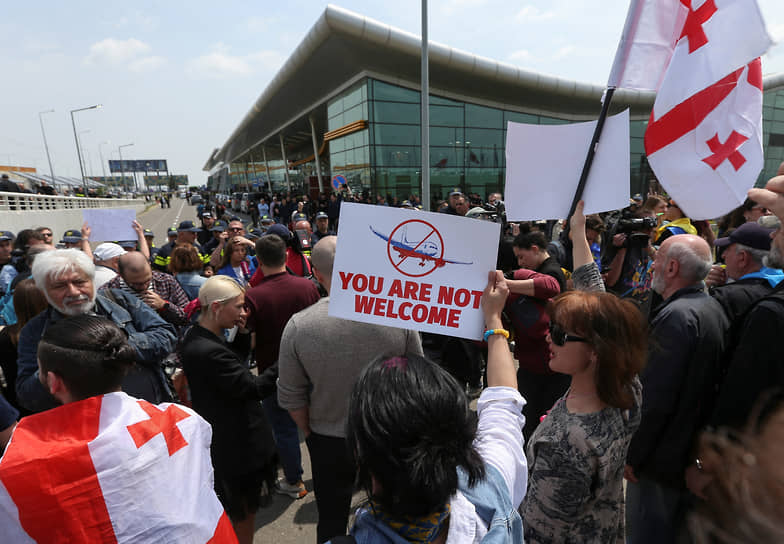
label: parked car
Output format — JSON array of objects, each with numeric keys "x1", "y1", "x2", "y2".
[{"x1": 191, "y1": 195, "x2": 203, "y2": 205}]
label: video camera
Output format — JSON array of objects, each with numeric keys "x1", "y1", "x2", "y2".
[
  {"x1": 616, "y1": 214, "x2": 656, "y2": 249},
  {"x1": 616, "y1": 216, "x2": 657, "y2": 233}
]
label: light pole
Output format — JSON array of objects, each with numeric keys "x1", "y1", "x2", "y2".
[
  {"x1": 118, "y1": 143, "x2": 134, "y2": 194},
  {"x1": 99, "y1": 141, "x2": 110, "y2": 180},
  {"x1": 70, "y1": 104, "x2": 102, "y2": 195},
  {"x1": 38, "y1": 109, "x2": 56, "y2": 188},
  {"x1": 78, "y1": 129, "x2": 91, "y2": 183}
]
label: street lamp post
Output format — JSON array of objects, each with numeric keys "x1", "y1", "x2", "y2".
[
  {"x1": 38, "y1": 109, "x2": 56, "y2": 188},
  {"x1": 99, "y1": 141, "x2": 110, "y2": 180},
  {"x1": 70, "y1": 104, "x2": 102, "y2": 196},
  {"x1": 78, "y1": 129, "x2": 91, "y2": 183},
  {"x1": 118, "y1": 143, "x2": 134, "y2": 194}
]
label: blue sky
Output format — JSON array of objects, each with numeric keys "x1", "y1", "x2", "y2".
[{"x1": 2, "y1": 0, "x2": 783, "y2": 188}]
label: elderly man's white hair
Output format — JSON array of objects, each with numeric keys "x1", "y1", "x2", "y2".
[{"x1": 32, "y1": 248, "x2": 96, "y2": 289}]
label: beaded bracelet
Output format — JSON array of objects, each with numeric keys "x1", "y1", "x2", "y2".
[{"x1": 483, "y1": 328, "x2": 510, "y2": 342}]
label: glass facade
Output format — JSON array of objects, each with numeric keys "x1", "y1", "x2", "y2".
[
  {"x1": 762, "y1": 88, "x2": 784, "y2": 183},
  {"x1": 327, "y1": 81, "x2": 371, "y2": 189},
  {"x1": 327, "y1": 78, "x2": 654, "y2": 202},
  {"x1": 215, "y1": 76, "x2": 784, "y2": 203}
]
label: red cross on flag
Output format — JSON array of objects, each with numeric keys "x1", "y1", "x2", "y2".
[
  {"x1": 0, "y1": 393, "x2": 237, "y2": 543},
  {"x1": 652, "y1": 0, "x2": 771, "y2": 121},
  {"x1": 609, "y1": 0, "x2": 771, "y2": 95},
  {"x1": 646, "y1": 60, "x2": 764, "y2": 219}
]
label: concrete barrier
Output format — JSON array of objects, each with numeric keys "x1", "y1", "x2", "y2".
[{"x1": 0, "y1": 192, "x2": 147, "y2": 237}]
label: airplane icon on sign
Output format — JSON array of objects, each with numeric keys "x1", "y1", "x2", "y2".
[{"x1": 369, "y1": 225, "x2": 472, "y2": 269}]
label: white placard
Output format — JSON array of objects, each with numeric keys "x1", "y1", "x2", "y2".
[
  {"x1": 329, "y1": 203, "x2": 500, "y2": 340},
  {"x1": 82, "y1": 209, "x2": 137, "y2": 242},
  {"x1": 504, "y1": 110, "x2": 631, "y2": 221}
]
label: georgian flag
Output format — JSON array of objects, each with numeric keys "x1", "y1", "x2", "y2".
[
  {"x1": 609, "y1": 0, "x2": 771, "y2": 94},
  {"x1": 646, "y1": 60, "x2": 764, "y2": 219},
  {"x1": 0, "y1": 393, "x2": 237, "y2": 543}
]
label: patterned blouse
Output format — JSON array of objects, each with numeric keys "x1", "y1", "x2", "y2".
[{"x1": 521, "y1": 378, "x2": 642, "y2": 543}]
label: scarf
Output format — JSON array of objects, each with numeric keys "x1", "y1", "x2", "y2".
[{"x1": 368, "y1": 499, "x2": 450, "y2": 543}]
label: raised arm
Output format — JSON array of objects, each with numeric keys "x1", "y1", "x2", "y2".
[
  {"x1": 482, "y1": 270, "x2": 516, "y2": 389},
  {"x1": 570, "y1": 200, "x2": 604, "y2": 292}
]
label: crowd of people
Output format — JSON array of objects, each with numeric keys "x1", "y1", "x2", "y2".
[{"x1": 0, "y1": 167, "x2": 783, "y2": 543}]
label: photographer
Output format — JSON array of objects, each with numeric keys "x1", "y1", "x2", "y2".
[{"x1": 603, "y1": 206, "x2": 658, "y2": 308}]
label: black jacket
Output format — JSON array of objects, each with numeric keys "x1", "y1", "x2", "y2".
[
  {"x1": 712, "y1": 280, "x2": 784, "y2": 429},
  {"x1": 627, "y1": 285, "x2": 730, "y2": 488},
  {"x1": 181, "y1": 325, "x2": 276, "y2": 476}
]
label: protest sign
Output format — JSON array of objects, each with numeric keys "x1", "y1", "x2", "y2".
[
  {"x1": 329, "y1": 203, "x2": 500, "y2": 340},
  {"x1": 82, "y1": 209, "x2": 136, "y2": 242},
  {"x1": 504, "y1": 110, "x2": 630, "y2": 221}
]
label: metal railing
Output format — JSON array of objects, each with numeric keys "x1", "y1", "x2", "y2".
[{"x1": 0, "y1": 192, "x2": 144, "y2": 212}]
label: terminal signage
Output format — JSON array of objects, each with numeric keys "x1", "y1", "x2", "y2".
[
  {"x1": 329, "y1": 203, "x2": 499, "y2": 340},
  {"x1": 109, "y1": 159, "x2": 168, "y2": 173}
]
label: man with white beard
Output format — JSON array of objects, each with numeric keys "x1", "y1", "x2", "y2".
[
  {"x1": 625, "y1": 234, "x2": 730, "y2": 544},
  {"x1": 15, "y1": 249, "x2": 176, "y2": 413}
]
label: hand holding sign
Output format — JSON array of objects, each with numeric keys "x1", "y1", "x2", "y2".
[{"x1": 481, "y1": 270, "x2": 508, "y2": 330}]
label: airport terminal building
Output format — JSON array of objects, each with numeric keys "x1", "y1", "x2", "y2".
[{"x1": 204, "y1": 5, "x2": 784, "y2": 206}]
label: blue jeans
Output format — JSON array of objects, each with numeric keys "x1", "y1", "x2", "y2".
[
  {"x1": 262, "y1": 395, "x2": 303, "y2": 484},
  {"x1": 626, "y1": 477, "x2": 689, "y2": 544}
]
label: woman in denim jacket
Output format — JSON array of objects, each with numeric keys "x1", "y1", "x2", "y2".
[{"x1": 330, "y1": 271, "x2": 526, "y2": 544}]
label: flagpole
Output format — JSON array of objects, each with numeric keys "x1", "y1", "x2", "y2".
[
  {"x1": 421, "y1": 0, "x2": 430, "y2": 211},
  {"x1": 564, "y1": 86, "x2": 616, "y2": 232}
]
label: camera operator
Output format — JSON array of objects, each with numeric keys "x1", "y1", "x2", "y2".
[{"x1": 603, "y1": 206, "x2": 658, "y2": 309}]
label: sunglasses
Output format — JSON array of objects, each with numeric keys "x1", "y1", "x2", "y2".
[{"x1": 548, "y1": 322, "x2": 589, "y2": 347}]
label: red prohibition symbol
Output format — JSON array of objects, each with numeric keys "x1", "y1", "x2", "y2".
[{"x1": 386, "y1": 219, "x2": 445, "y2": 278}]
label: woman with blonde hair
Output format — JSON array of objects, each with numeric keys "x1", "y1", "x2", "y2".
[{"x1": 180, "y1": 275, "x2": 277, "y2": 543}]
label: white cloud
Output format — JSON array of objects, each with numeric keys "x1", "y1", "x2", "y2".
[
  {"x1": 508, "y1": 50, "x2": 531, "y2": 62},
  {"x1": 552, "y1": 45, "x2": 576, "y2": 61},
  {"x1": 514, "y1": 5, "x2": 556, "y2": 22},
  {"x1": 186, "y1": 44, "x2": 285, "y2": 79},
  {"x1": 85, "y1": 38, "x2": 151, "y2": 65},
  {"x1": 129, "y1": 55, "x2": 166, "y2": 72}
]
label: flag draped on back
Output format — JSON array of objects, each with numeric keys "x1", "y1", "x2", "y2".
[
  {"x1": 609, "y1": 0, "x2": 772, "y2": 220},
  {"x1": 0, "y1": 392, "x2": 237, "y2": 543}
]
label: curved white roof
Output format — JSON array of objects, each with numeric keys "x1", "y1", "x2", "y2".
[{"x1": 206, "y1": 5, "x2": 784, "y2": 172}]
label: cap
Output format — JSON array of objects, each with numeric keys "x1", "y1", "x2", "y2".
[
  {"x1": 400, "y1": 200, "x2": 413, "y2": 208},
  {"x1": 116, "y1": 240, "x2": 138, "y2": 250},
  {"x1": 201, "y1": 212, "x2": 213, "y2": 218},
  {"x1": 448, "y1": 187, "x2": 463, "y2": 197},
  {"x1": 210, "y1": 220, "x2": 227, "y2": 232},
  {"x1": 759, "y1": 215, "x2": 781, "y2": 229},
  {"x1": 314, "y1": 212, "x2": 328, "y2": 220},
  {"x1": 167, "y1": 227, "x2": 178, "y2": 236},
  {"x1": 260, "y1": 215, "x2": 275, "y2": 224},
  {"x1": 60, "y1": 229, "x2": 83, "y2": 244},
  {"x1": 246, "y1": 228, "x2": 263, "y2": 239},
  {"x1": 93, "y1": 242, "x2": 126, "y2": 261},
  {"x1": 143, "y1": 228, "x2": 154, "y2": 238},
  {"x1": 177, "y1": 220, "x2": 200, "y2": 232},
  {"x1": 264, "y1": 223, "x2": 291, "y2": 241},
  {"x1": 292, "y1": 213, "x2": 308, "y2": 223},
  {"x1": 0, "y1": 230, "x2": 14, "y2": 242},
  {"x1": 631, "y1": 193, "x2": 644, "y2": 203},
  {"x1": 714, "y1": 222, "x2": 774, "y2": 251}
]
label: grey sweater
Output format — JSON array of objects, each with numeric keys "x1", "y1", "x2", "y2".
[{"x1": 277, "y1": 297, "x2": 424, "y2": 437}]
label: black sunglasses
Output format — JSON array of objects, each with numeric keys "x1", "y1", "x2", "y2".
[{"x1": 548, "y1": 322, "x2": 589, "y2": 347}]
